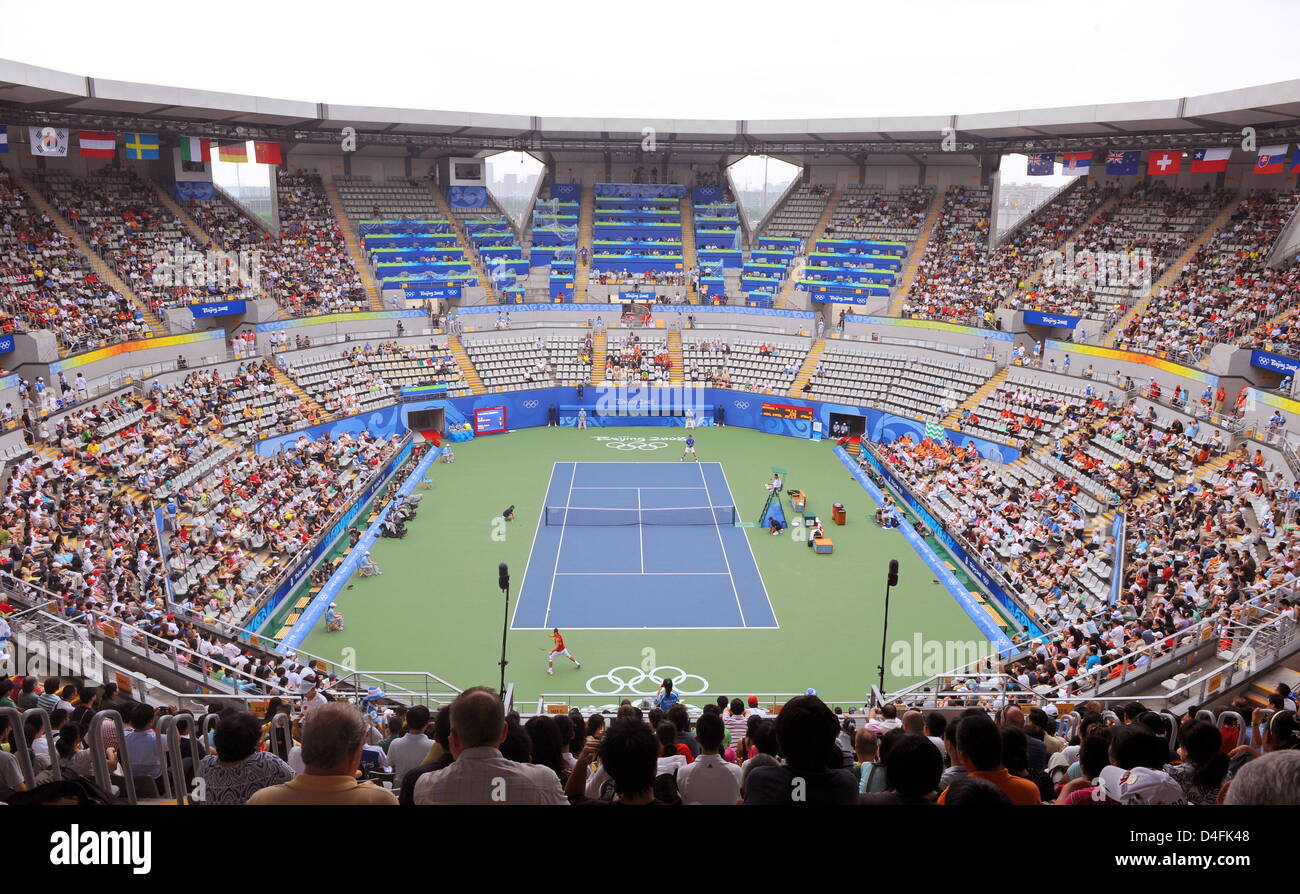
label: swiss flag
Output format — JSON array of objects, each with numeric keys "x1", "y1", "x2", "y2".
[{"x1": 1147, "y1": 150, "x2": 1182, "y2": 175}]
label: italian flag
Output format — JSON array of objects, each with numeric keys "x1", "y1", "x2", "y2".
[{"x1": 180, "y1": 137, "x2": 213, "y2": 163}]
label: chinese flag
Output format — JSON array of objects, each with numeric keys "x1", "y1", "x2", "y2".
[
  {"x1": 1147, "y1": 150, "x2": 1182, "y2": 175},
  {"x1": 253, "y1": 141, "x2": 282, "y2": 165}
]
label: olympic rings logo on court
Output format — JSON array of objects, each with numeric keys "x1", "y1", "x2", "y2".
[
  {"x1": 604, "y1": 441, "x2": 668, "y2": 450},
  {"x1": 732, "y1": 401, "x2": 750, "y2": 410},
  {"x1": 522, "y1": 400, "x2": 540, "y2": 408},
  {"x1": 585, "y1": 665, "x2": 709, "y2": 697}
]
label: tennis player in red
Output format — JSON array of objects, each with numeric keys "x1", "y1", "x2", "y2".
[{"x1": 546, "y1": 628, "x2": 582, "y2": 676}]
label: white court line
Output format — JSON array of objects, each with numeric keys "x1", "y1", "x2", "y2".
[
  {"x1": 555, "y1": 571, "x2": 733, "y2": 576},
  {"x1": 511, "y1": 461, "x2": 557, "y2": 630},
  {"x1": 637, "y1": 487, "x2": 644, "y2": 573},
  {"x1": 697, "y1": 461, "x2": 747, "y2": 627},
  {"x1": 715, "y1": 461, "x2": 781, "y2": 629},
  {"x1": 512, "y1": 625, "x2": 780, "y2": 631},
  {"x1": 569, "y1": 486, "x2": 703, "y2": 490},
  {"x1": 542, "y1": 462, "x2": 578, "y2": 629}
]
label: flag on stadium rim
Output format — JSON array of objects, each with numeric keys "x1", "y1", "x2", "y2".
[
  {"x1": 1190, "y1": 148, "x2": 1231, "y2": 173},
  {"x1": 1026, "y1": 153, "x2": 1055, "y2": 175},
  {"x1": 1147, "y1": 150, "x2": 1182, "y2": 175},
  {"x1": 179, "y1": 137, "x2": 213, "y2": 163},
  {"x1": 252, "y1": 141, "x2": 282, "y2": 165},
  {"x1": 121, "y1": 132, "x2": 159, "y2": 160},
  {"x1": 1061, "y1": 151, "x2": 1092, "y2": 174},
  {"x1": 78, "y1": 131, "x2": 116, "y2": 158},
  {"x1": 1105, "y1": 150, "x2": 1140, "y2": 175},
  {"x1": 29, "y1": 126, "x2": 68, "y2": 157},
  {"x1": 1290, "y1": 146, "x2": 1300, "y2": 174},
  {"x1": 924, "y1": 421, "x2": 947, "y2": 442},
  {"x1": 216, "y1": 140, "x2": 249, "y2": 163},
  {"x1": 1255, "y1": 145, "x2": 1289, "y2": 174},
  {"x1": 0, "y1": 125, "x2": 7, "y2": 154}
]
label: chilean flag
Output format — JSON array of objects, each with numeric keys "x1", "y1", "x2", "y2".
[
  {"x1": 78, "y1": 131, "x2": 116, "y2": 158},
  {"x1": 1061, "y1": 152, "x2": 1092, "y2": 175},
  {"x1": 1256, "y1": 145, "x2": 1289, "y2": 174},
  {"x1": 1190, "y1": 148, "x2": 1231, "y2": 173},
  {"x1": 1147, "y1": 150, "x2": 1182, "y2": 175}
]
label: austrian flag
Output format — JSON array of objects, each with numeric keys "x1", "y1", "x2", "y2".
[
  {"x1": 78, "y1": 131, "x2": 116, "y2": 158},
  {"x1": 1147, "y1": 150, "x2": 1182, "y2": 175}
]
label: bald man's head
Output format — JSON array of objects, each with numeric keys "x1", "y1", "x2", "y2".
[
  {"x1": 450, "y1": 686, "x2": 505, "y2": 749},
  {"x1": 902, "y1": 710, "x2": 925, "y2": 733},
  {"x1": 1002, "y1": 706, "x2": 1025, "y2": 729}
]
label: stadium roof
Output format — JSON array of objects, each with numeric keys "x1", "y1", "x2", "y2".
[{"x1": 4, "y1": 57, "x2": 1300, "y2": 158}]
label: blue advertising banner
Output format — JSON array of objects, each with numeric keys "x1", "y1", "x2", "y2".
[
  {"x1": 400, "y1": 286, "x2": 461, "y2": 300},
  {"x1": 1249, "y1": 349, "x2": 1300, "y2": 377},
  {"x1": 447, "y1": 185, "x2": 489, "y2": 208},
  {"x1": 692, "y1": 186, "x2": 723, "y2": 203},
  {"x1": 855, "y1": 445, "x2": 1043, "y2": 640},
  {"x1": 173, "y1": 181, "x2": 214, "y2": 201},
  {"x1": 277, "y1": 444, "x2": 439, "y2": 652},
  {"x1": 549, "y1": 183, "x2": 581, "y2": 201},
  {"x1": 189, "y1": 300, "x2": 247, "y2": 318},
  {"x1": 1024, "y1": 310, "x2": 1081, "y2": 329},
  {"x1": 251, "y1": 439, "x2": 415, "y2": 632},
  {"x1": 1109, "y1": 512, "x2": 1126, "y2": 605},
  {"x1": 838, "y1": 448, "x2": 1013, "y2": 655},
  {"x1": 0, "y1": 334, "x2": 13, "y2": 354}
]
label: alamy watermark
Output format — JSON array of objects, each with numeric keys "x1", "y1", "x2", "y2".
[
  {"x1": 1039, "y1": 245, "x2": 1154, "y2": 293},
  {"x1": 151, "y1": 243, "x2": 263, "y2": 292}
]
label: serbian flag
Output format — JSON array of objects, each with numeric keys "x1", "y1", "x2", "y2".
[
  {"x1": 1255, "y1": 145, "x2": 1288, "y2": 174},
  {"x1": 180, "y1": 137, "x2": 213, "y2": 163},
  {"x1": 1026, "y1": 153, "x2": 1055, "y2": 175},
  {"x1": 78, "y1": 131, "x2": 116, "y2": 158},
  {"x1": 216, "y1": 140, "x2": 249, "y2": 163},
  {"x1": 1190, "y1": 148, "x2": 1231, "y2": 173},
  {"x1": 252, "y1": 141, "x2": 282, "y2": 165},
  {"x1": 1061, "y1": 152, "x2": 1092, "y2": 175},
  {"x1": 1147, "y1": 150, "x2": 1182, "y2": 175}
]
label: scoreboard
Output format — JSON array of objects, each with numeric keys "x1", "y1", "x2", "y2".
[
  {"x1": 761, "y1": 402, "x2": 814, "y2": 422},
  {"x1": 473, "y1": 406, "x2": 508, "y2": 435}
]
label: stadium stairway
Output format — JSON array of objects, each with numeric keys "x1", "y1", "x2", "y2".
[
  {"x1": 430, "y1": 186, "x2": 499, "y2": 305},
  {"x1": 680, "y1": 196, "x2": 699, "y2": 303},
  {"x1": 774, "y1": 187, "x2": 841, "y2": 309},
  {"x1": 887, "y1": 189, "x2": 946, "y2": 315},
  {"x1": 667, "y1": 328, "x2": 684, "y2": 385},
  {"x1": 941, "y1": 367, "x2": 1009, "y2": 427},
  {"x1": 12, "y1": 170, "x2": 168, "y2": 340},
  {"x1": 268, "y1": 363, "x2": 330, "y2": 421},
  {"x1": 573, "y1": 183, "x2": 595, "y2": 302},
  {"x1": 1245, "y1": 658, "x2": 1300, "y2": 708},
  {"x1": 786, "y1": 337, "x2": 825, "y2": 397},
  {"x1": 589, "y1": 325, "x2": 607, "y2": 383},
  {"x1": 1102, "y1": 197, "x2": 1243, "y2": 347},
  {"x1": 1015, "y1": 192, "x2": 1120, "y2": 299},
  {"x1": 446, "y1": 335, "x2": 486, "y2": 394},
  {"x1": 147, "y1": 181, "x2": 277, "y2": 309},
  {"x1": 321, "y1": 180, "x2": 385, "y2": 311}
]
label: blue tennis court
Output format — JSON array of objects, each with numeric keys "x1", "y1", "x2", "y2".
[{"x1": 513, "y1": 461, "x2": 777, "y2": 629}]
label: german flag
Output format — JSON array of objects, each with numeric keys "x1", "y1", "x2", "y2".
[{"x1": 216, "y1": 140, "x2": 249, "y2": 163}]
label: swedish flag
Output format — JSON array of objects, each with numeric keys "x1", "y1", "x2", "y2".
[{"x1": 122, "y1": 132, "x2": 159, "y2": 160}]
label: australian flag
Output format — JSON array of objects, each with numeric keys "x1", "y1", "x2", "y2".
[
  {"x1": 1026, "y1": 153, "x2": 1056, "y2": 175},
  {"x1": 1106, "y1": 150, "x2": 1140, "y2": 175}
]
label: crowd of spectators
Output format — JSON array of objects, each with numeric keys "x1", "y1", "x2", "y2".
[{"x1": 602, "y1": 333, "x2": 672, "y2": 383}]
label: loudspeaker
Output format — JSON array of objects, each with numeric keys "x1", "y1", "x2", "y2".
[
  {"x1": 498, "y1": 563, "x2": 510, "y2": 592},
  {"x1": 887, "y1": 559, "x2": 899, "y2": 588}
]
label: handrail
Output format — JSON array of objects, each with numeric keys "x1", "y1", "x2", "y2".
[
  {"x1": 23, "y1": 706, "x2": 61, "y2": 783},
  {"x1": 0, "y1": 706, "x2": 36, "y2": 789},
  {"x1": 89, "y1": 709, "x2": 137, "y2": 805},
  {"x1": 155, "y1": 713, "x2": 195, "y2": 805}
]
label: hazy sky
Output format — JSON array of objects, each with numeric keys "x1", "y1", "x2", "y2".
[{"x1": 2, "y1": 0, "x2": 1298, "y2": 120}]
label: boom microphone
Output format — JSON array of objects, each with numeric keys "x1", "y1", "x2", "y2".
[
  {"x1": 498, "y1": 563, "x2": 510, "y2": 592},
  {"x1": 887, "y1": 559, "x2": 899, "y2": 588}
]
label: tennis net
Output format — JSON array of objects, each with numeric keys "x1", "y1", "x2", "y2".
[{"x1": 544, "y1": 505, "x2": 736, "y2": 526}]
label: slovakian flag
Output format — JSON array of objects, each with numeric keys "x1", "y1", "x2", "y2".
[
  {"x1": 1106, "y1": 150, "x2": 1140, "y2": 175},
  {"x1": 180, "y1": 137, "x2": 213, "y2": 163},
  {"x1": 1255, "y1": 145, "x2": 1289, "y2": 174},
  {"x1": 1190, "y1": 148, "x2": 1231, "y2": 173},
  {"x1": 1026, "y1": 153, "x2": 1055, "y2": 175},
  {"x1": 78, "y1": 131, "x2": 116, "y2": 158},
  {"x1": 1290, "y1": 146, "x2": 1300, "y2": 174},
  {"x1": 1062, "y1": 151, "x2": 1092, "y2": 175},
  {"x1": 216, "y1": 140, "x2": 249, "y2": 163},
  {"x1": 252, "y1": 141, "x2": 282, "y2": 165},
  {"x1": 0, "y1": 125, "x2": 7, "y2": 154},
  {"x1": 1147, "y1": 150, "x2": 1182, "y2": 175}
]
